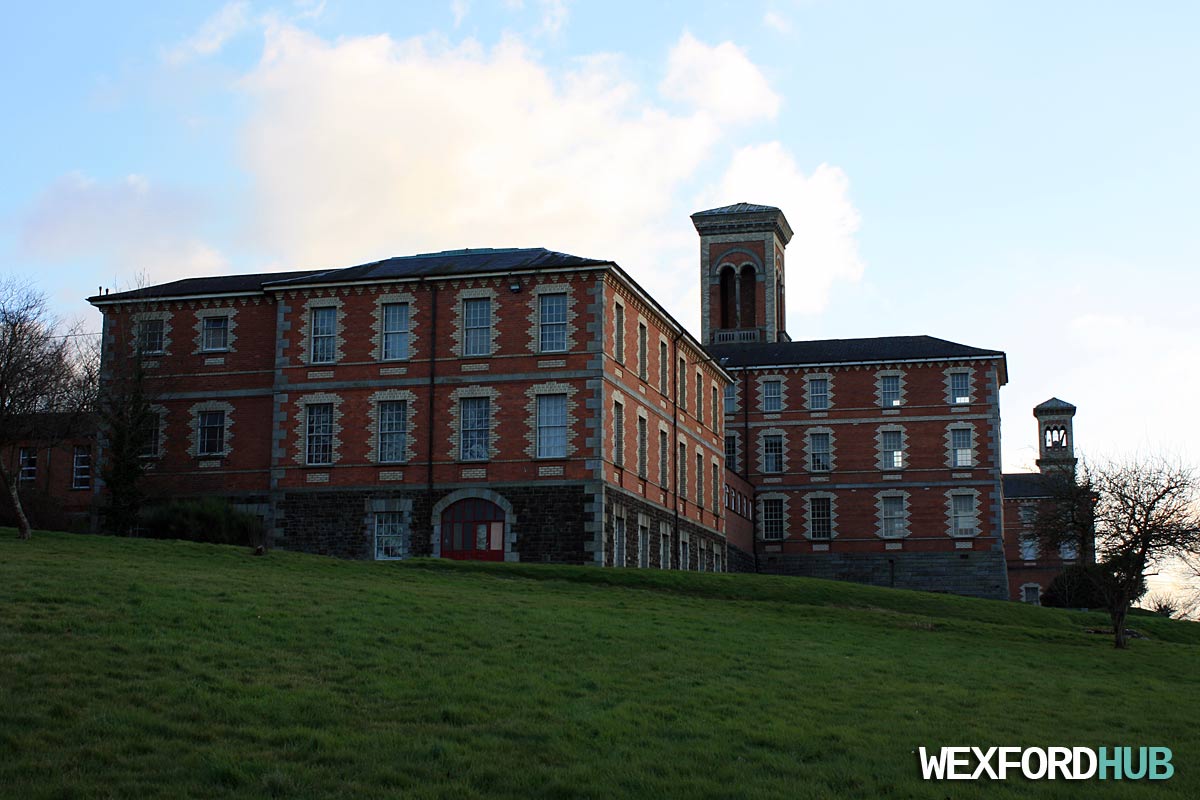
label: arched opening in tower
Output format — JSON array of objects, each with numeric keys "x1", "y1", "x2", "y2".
[
  {"x1": 719, "y1": 266, "x2": 737, "y2": 328},
  {"x1": 739, "y1": 265, "x2": 757, "y2": 330}
]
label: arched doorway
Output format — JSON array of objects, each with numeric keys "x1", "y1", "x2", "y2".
[{"x1": 439, "y1": 497, "x2": 507, "y2": 561}]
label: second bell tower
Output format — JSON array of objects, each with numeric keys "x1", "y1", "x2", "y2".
[{"x1": 692, "y1": 203, "x2": 793, "y2": 346}]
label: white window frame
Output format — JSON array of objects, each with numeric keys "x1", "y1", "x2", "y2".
[
  {"x1": 1020, "y1": 533, "x2": 1040, "y2": 561},
  {"x1": 636, "y1": 416, "x2": 648, "y2": 478},
  {"x1": 809, "y1": 497, "x2": 832, "y2": 540},
  {"x1": 72, "y1": 445, "x2": 91, "y2": 490},
  {"x1": 612, "y1": 401, "x2": 625, "y2": 468},
  {"x1": 881, "y1": 429, "x2": 904, "y2": 470},
  {"x1": 137, "y1": 318, "x2": 164, "y2": 355},
  {"x1": 463, "y1": 297, "x2": 492, "y2": 357},
  {"x1": 539, "y1": 293, "x2": 567, "y2": 353},
  {"x1": 536, "y1": 394, "x2": 568, "y2": 459},
  {"x1": 201, "y1": 315, "x2": 229, "y2": 352},
  {"x1": 950, "y1": 493, "x2": 977, "y2": 537},
  {"x1": 763, "y1": 434, "x2": 784, "y2": 473},
  {"x1": 460, "y1": 396, "x2": 490, "y2": 461},
  {"x1": 881, "y1": 496, "x2": 906, "y2": 538},
  {"x1": 18, "y1": 448, "x2": 37, "y2": 483},
  {"x1": 809, "y1": 432, "x2": 831, "y2": 472},
  {"x1": 197, "y1": 410, "x2": 226, "y2": 456},
  {"x1": 723, "y1": 383, "x2": 736, "y2": 415},
  {"x1": 378, "y1": 400, "x2": 409, "y2": 463},
  {"x1": 951, "y1": 427, "x2": 973, "y2": 467},
  {"x1": 880, "y1": 374, "x2": 902, "y2": 407},
  {"x1": 382, "y1": 302, "x2": 411, "y2": 361},
  {"x1": 637, "y1": 322, "x2": 648, "y2": 380},
  {"x1": 305, "y1": 403, "x2": 334, "y2": 465},
  {"x1": 763, "y1": 380, "x2": 783, "y2": 412},
  {"x1": 807, "y1": 377, "x2": 829, "y2": 411},
  {"x1": 374, "y1": 511, "x2": 408, "y2": 560},
  {"x1": 762, "y1": 498, "x2": 785, "y2": 540}
]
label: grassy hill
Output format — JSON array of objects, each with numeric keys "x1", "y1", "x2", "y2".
[{"x1": 3, "y1": 530, "x2": 1198, "y2": 799}]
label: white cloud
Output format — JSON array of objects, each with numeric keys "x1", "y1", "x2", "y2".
[
  {"x1": 536, "y1": 0, "x2": 569, "y2": 36},
  {"x1": 18, "y1": 173, "x2": 228, "y2": 283},
  {"x1": 165, "y1": 2, "x2": 252, "y2": 65},
  {"x1": 698, "y1": 142, "x2": 864, "y2": 316},
  {"x1": 660, "y1": 32, "x2": 780, "y2": 120},
  {"x1": 763, "y1": 10, "x2": 791, "y2": 33},
  {"x1": 234, "y1": 27, "x2": 796, "y2": 301},
  {"x1": 451, "y1": 0, "x2": 470, "y2": 28}
]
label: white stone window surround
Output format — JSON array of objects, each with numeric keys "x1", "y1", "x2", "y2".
[
  {"x1": 141, "y1": 404, "x2": 168, "y2": 459},
  {"x1": 613, "y1": 298, "x2": 626, "y2": 365},
  {"x1": 527, "y1": 283, "x2": 576, "y2": 355},
  {"x1": 803, "y1": 491, "x2": 839, "y2": 541},
  {"x1": 524, "y1": 382, "x2": 578, "y2": 460},
  {"x1": 757, "y1": 427, "x2": 788, "y2": 474},
  {"x1": 193, "y1": 305, "x2": 237, "y2": 354},
  {"x1": 131, "y1": 310, "x2": 172, "y2": 356},
  {"x1": 805, "y1": 372, "x2": 834, "y2": 411},
  {"x1": 944, "y1": 423, "x2": 978, "y2": 468},
  {"x1": 875, "y1": 490, "x2": 911, "y2": 539},
  {"x1": 636, "y1": 408, "x2": 650, "y2": 478},
  {"x1": 299, "y1": 296, "x2": 345, "y2": 366},
  {"x1": 1020, "y1": 533, "x2": 1040, "y2": 560},
  {"x1": 451, "y1": 385, "x2": 500, "y2": 461},
  {"x1": 805, "y1": 426, "x2": 836, "y2": 473},
  {"x1": 945, "y1": 366, "x2": 974, "y2": 405},
  {"x1": 657, "y1": 421, "x2": 670, "y2": 488},
  {"x1": 876, "y1": 424, "x2": 907, "y2": 471},
  {"x1": 756, "y1": 373, "x2": 788, "y2": 412},
  {"x1": 372, "y1": 290, "x2": 419, "y2": 362},
  {"x1": 657, "y1": 336, "x2": 670, "y2": 395},
  {"x1": 945, "y1": 488, "x2": 982, "y2": 538},
  {"x1": 723, "y1": 381, "x2": 738, "y2": 415},
  {"x1": 637, "y1": 317, "x2": 650, "y2": 380},
  {"x1": 1020, "y1": 582, "x2": 1042, "y2": 605},
  {"x1": 876, "y1": 369, "x2": 906, "y2": 408},
  {"x1": 758, "y1": 492, "x2": 789, "y2": 540},
  {"x1": 452, "y1": 287, "x2": 500, "y2": 358},
  {"x1": 367, "y1": 389, "x2": 419, "y2": 464},
  {"x1": 293, "y1": 392, "x2": 344, "y2": 466},
  {"x1": 188, "y1": 400, "x2": 234, "y2": 458}
]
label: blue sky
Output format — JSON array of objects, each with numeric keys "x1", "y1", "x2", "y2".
[{"x1": 3, "y1": 0, "x2": 1198, "y2": 474}]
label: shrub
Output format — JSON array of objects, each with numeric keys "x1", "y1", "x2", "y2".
[
  {"x1": 139, "y1": 497, "x2": 264, "y2": 547},
  {"x1": 1041, "y1": 563, "x2": 1109, "y2": 610}
]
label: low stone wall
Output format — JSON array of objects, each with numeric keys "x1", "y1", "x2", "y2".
[{"x1": 757, "y1": 549, "x2": 1009, "y2": 599}]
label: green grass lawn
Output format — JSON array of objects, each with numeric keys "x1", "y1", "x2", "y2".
[{"x1": 3, "y1": 530, "x2": 1198, "y2": 799}]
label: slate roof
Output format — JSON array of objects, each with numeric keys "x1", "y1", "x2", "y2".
[
  {"x1": 1034, "y1": 397, "x2": 1076, "y2": 413},
  {"x1": 89, "y1": 248, "x2": 610, "y2": 303},
  {"x1": 89, "y1": 270, "x2": 325, "y2": 303},
  {"x1": 1002, "y1": 472, "x2": 1052, "y2": 499},
  {"x1": 692, "y1": 203, "x2": 783, "y2": 217},
  {"x1": 705, "y1": 335, "x2": 1006, "y2": 368}
]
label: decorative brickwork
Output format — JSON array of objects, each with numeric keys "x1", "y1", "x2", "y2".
[
  {"x1": 522, "y1": 381, "x2": 579, "y2": 460},
  {"x1": 526, "y1": 282, "x2": 578, "y2": 355},
  {"x1": 292, "y1": 392, "x2": 344, "y2": 465},
  {"x1": 298, "y1": 294, "x2": 345, "y2": 365},
  {"x1": 452, "y1": 286, "x2": 499, "y2": 358},
  {"x1": 449, "y1": 385, "x2": 500, "y2": 461},
  {"x1": 192, "y1": 304, "x2": 238, "y2": 354},
  {"x1": 370, "y1": 289, "x2": 419, "y2": 361},
  {"x1": 187, "y1": 400, "x2": 235, "y2": 458},
  {"x1": 365, "y1": 389, "x2": 418, "y2": 464}
]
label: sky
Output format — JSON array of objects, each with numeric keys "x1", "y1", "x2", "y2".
[{"x1": 3, "y1": 0, "x2": 1199, "y2": 477}]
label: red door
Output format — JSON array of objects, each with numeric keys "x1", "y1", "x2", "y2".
[{"x1": 440, "y1": 498, "x2": 506, "y2": 561}]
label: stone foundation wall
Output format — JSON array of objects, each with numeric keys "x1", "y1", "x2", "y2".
[
  {"x1": 602, "y1": 488, "x2": 727, "y2": 570},
  {"x1": 273, "y1": 483, "x2": 592, "y2": 563},
  {"x1": 726, "y1": 542, "x2": 756, "y2": 574},
  {"x1": 757, "y1": 549, "x2": 1009, "y2": 599}
]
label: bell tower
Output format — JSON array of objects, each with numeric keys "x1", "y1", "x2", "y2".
[
  {"x1": 1034, "y1": 398, "x2": 1077, "y2": 475},
  {"x1": 692, "y1": 203, "x2": 793, "y2": 346}
]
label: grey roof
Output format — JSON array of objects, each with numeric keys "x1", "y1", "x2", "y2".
[
  {"x1": 1034, "y1": 397, "x2": 1076, "y2": 413},
  {"x1": 90, "y1": 248, "x2": 610, "y2": 303},
  {"x1": 705, "y1": 335, "x2": 1006, "y2": 368},
  {"x1": 692, "y1": 202, "x2": 783, "y2": 217},
  {"x1": 1003, "y1": 473, "x2": 1052, "y2": 499},
  {"x1": 90, "y1": 269, "x2": 325, "y2": 303},
  {"x1": 265, "y1": 248, "x2": 609, "y2": 288}
]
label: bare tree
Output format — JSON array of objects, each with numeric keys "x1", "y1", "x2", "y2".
[
  {"x1": 1045, "y1": 458, "x2": 1200, "y2": 648},
  {"x1": 0, "y1": 280, "x2": 97, "y2": 539}
]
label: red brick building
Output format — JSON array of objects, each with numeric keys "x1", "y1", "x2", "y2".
[
  {"x1": 698, "y1": 204, "x2": 1011, "y2": 597},
  {"x1": 0, "y1": 414, "x2": 95, "y2": 533},
  {"x1": 89, "y1": 250, "x2": 730, "y2": 569},
  {"x1": 74, "y1": 201, "x2": 1090, "y2": 600},
  {"x1": 1001, "y1": 398, "x2": 1090, "y2": 603}
]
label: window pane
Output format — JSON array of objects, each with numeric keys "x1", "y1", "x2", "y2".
[
  {"x1": 311, "y1": 308, "x2": 336, "y2": 363},
  {"x1": 537, "y1": 394, "x2": 567, "y2": 459},
  {"x1": 306, "y1": 404, "x2": 333, "y2": 464},
  {"x1": 763, "y1": 380, "x2": 781, "y2": 411},
  {"x1": 72, "y1": 446, "x2": 91, "y2": 489},
  {"x1": 375, "y1": 511, "x2": 408, "y2": 559},
  {"x1": 540, "y1": 294, "x2": 567, "y2": 352},
  {"x1": 378, "y1": 400, "x2": 408, "y2": 463},
  {"x1": 198, "y1": 410, "x2": 225, "y2": 455},
  {"x1": 809, "y1": 378, "x2": 828, "y2": 410},
  {"x1": 382, "y1": 303, "x2": 410, "y2": 360},
  {"x1": 461, "y1": 397, "x2": 490, "y2": 460},
  {"x1": 764, "y1": 435, "x2": 783, "y2": 473},
  {"x1": 464, "y1": 298, "x2": 491, "y2": 356},
  {"x1": 810, "y1": 497, "x2": 831, "y2": 539},
  {"x1": 202, "y1": 316, "x2": 228, "y2": 351},
  {"x1": 810, "y1": 433, "x2": 830, "y2": 471},
  {"x1": 881, "y1": 375, "x2": 901, "y2": 406}
]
